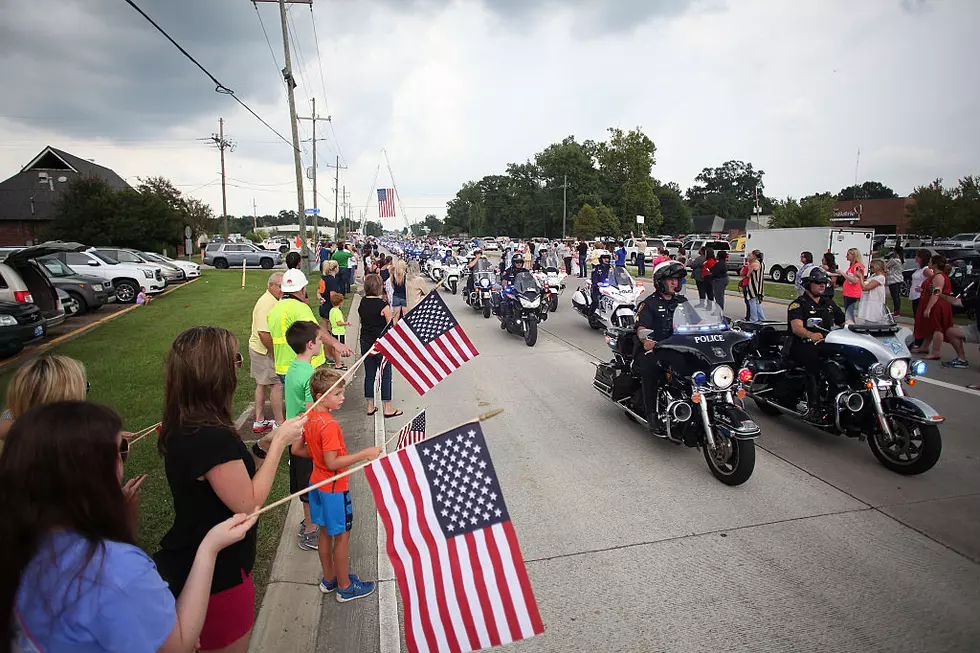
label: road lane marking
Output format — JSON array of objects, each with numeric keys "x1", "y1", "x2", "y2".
[{"x1": 914, "y1": 376, "x2": 980, "y2": 396}]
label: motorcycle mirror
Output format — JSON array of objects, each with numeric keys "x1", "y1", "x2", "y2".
[{"x1": 806, "y1": 317, "x2": 823, "y2": 329}]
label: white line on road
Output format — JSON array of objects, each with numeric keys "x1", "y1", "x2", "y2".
[{"x1": 914, "y1": 375, "x2": 980, "y2": 396}]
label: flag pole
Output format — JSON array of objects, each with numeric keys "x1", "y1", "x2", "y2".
[
  {"x1": 128, "y1": 421, "x2": 162, "y2": 447},
  {"x1": 303, "y1": 348, "x2": 373, "y2": 417},
  {"x1": 247, "y1": 408, "x2": 504, "y2": 519}
]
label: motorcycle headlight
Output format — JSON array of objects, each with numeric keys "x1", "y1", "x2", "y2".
[
  {"x1": 911, "y1": 360, "x2": 927, "y2": 376},
  {"x1": 888, "y1": 359, "x2": 909, "y2": 380},
  {"x1": 711, "y1": 365, "x2": 735, "y2": 389},
  {"x1": 692, "y1": 371, "x2": 708, "y2": 386},
  {"x1": 520, "y1": 297, "x2": 540, "y2": 308},
  {"x1": 480, "y1": 278, "x2": 490, "y2": 288}
]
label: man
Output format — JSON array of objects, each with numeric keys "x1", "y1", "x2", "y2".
[
  {"x1": 589, "y1": 252, "x2": 612, "y2": 315},
  {"x1": 285, "y1": 251, "x2": 301, "y2": 270},
  {"x1": 500, "y1": 247, "x2": 513, "y2": 275},
  {"x1": 787, "y1": 267, "x2": 846, "y2": 423},
  {"x1": 634, "y1": 261, "x2": 699, "y2": 437},
  {"x1": 559, "y1": 241, "x2": 573, "y2": 276},
  {"x1": 317, "y1": 241, "x2": 332, "y2": 277},
  {"x1": 267, "y1": 269, "x2": 353, "y2": 380},
  {"x1": 249, "y1": 271, "x2": 286, "y2": 433},
  {"x1": 331, "y1": 242, "x2": 352, "y2": 294},
  {"x1": 466, "y1": 248, "x2": 484, "y2": 296},
  {"x1": 577, "y1": 239, "x2": 589, "y2": 277},
  {"x1": 498, "y1": 254, "x2": 526, "y2": 318}
]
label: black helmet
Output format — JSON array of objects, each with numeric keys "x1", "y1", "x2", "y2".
[
  {"x1": 801, "y1": 266, "x2": 830, "y2": 293},
  {"x1": 653, "y1": 260, "x2": 687, "y2": 294},
  {"x1": 512, "y1": 254, "x2": 525, "y2": 265}
]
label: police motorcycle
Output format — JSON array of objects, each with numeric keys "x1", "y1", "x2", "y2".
[
  {"x1": 593, "y1": 303, "x2": 760, "y2": 485},
  {"x1": 533, "y1": 251, "x2": 567, "y2": 312},
  {"x1": 572, "y1": 265, "x2": 644, "y2": 330},
  {"x1": 443, "y1": 255, "x2": 462, "y2": 294},
  {"x1": 492, "y1": 268, "x2": 549, "y2": 347},
  {"x1": 742, "y1": 299, "x2": 942, "y2": 475},
  {"x1": 464, "y1": 257, "x2": 496, "y2": 319},
  {"x1": 426, "y1": 254, "x2": 444, "y2": 282}
]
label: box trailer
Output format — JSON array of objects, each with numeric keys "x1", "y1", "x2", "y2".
[{"x1": 745, "y1": 227, "x2": 875, "y2": 284}]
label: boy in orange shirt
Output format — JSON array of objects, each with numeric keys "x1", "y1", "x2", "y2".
[{"x1": 295, "y1": 367, "x2": 382, "y2": 602}]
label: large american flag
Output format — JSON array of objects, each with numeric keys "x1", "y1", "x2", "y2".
[
  {"x1": 396, "y1": 410, "x2": 427, "y2": 450},
  {"x1": 365, "y1": 422, "x2": 544, "y2": 653},
  {"x1": 373, "y1": 291, "x2": 478, "y2": 395},
  {"x1": 378, "y1": 188, "x2": 396, "y2": 218}
]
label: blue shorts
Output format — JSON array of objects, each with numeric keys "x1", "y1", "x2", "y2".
[
  {"x1": 391, "y1": 295, "x2": 407, "y2": 308},
  {"x1": 309, "y1": 488, "x2": 352, "y2": 536}
]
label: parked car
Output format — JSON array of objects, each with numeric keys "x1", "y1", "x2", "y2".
[
  {"x1": 204, "y1": 242, "x2": 282, "y2": 269},
  {"x1": 40, "y1": 243, "x2": 166, "y2": 303},
  {"x1": 260, "y1": 237, "x2": 291, "y2": 253},
  {"x1": 141, "y1": 251, "x2": 200, "y2": 279},
  {"x1": 35, "y1": 255, "x2": 111, "y2": 314},
  {"x1": 0, "y1": 300, "x2": 45, "y2": 358},
  {"x1": 95, "y1": 247, "x2": 185, "y2": 284},
  {"x1": 0, "y1": 245, "x2": 67, "y2": 330},
  {"x1": 901, "y1": 247, "x2": 980, "y2": 300},
  {"x1": 933, "y1": 233, "x2": 980, "y2": 250}
]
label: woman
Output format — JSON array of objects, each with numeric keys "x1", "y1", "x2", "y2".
[
  {"x1": 0, "y1": 355, "x2": 88, "y2": 440},
  {"x1": 795, "y1": 252, "x2": 816, "y2": 294},
  {"x1": 912, "y1": 255, "x2": 967, "y2": 362},
  {"x1": 702, "y1": 248, "x2": 717, "y2": 308},
  {"x1": 841, "y1": 248, "x2": 866, "y2": 311},
  {"x1": 707, "y1": 250, "x2": 729, "y2": 311},
  {"x1": 908, "y1": 248, "x2": 933, "y2": 349},
  {"x1": 821, "y1": 252, "x2": 840, "y2": 300},
  {"x1": 359, "y1": 274, "x2": 402, "y2": 419},
  {"x1": 388, "y1": 259, "x2": 408, "y2": 322},
  {"x1": 746, "y1": 250, "x2": 766, "y2": 321},
  {"x1": 885, "y1": 246, "x2": 905, "y2": 316},
  {"x1": 156, "y1": 327, "x2": 305, "y2": 653},
  {"x1": 738, "y1": 260, "x2": 751, "y2": 320},
  {"x1": 318, "y1": 260, "x2": 341, "y2": 322},
  {"x1": 405, "y1": 261, "x2": 427, "y2": 310},
  {"x1": 857, "y1": 259, "x2": 888, "y2": 322},
  {"x1": 1, "y1": 401, "x2": 256, "y2": 653}
]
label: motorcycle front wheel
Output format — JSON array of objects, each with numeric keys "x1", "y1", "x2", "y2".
[
  {"x1": 483, "y1": 304, "x2": 491, "y2": 319},
  {"x1": 868, "y1": 417, "x2": 942, "y2": 475},
  {"x1": 549, "y1": 295, "x2": 559, "y2": 312},
  {"x1": 450, "y1": 281, "x2": 457, "y2": 294},
  {"x1": 703, "y1": 433, "x2": 755, "y2": 486},
  {"x1": 524, "y1": 319, "x2": 538, "y2": 347}
]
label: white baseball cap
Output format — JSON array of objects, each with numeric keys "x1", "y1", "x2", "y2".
[{"x1": 281, "y1": 269, "x2": 308, "y2": 293}]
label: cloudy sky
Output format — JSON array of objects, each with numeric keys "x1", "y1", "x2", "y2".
[{"x1": 1, "y1": 0, "x2": 977, "y2": 229}]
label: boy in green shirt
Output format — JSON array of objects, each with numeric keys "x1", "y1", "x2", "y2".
[
  {"x1": 284, "y1": 320, "x2": 322, "y2": 550},
  {"x1": 327, "y1": 291, "x2": 350, "y2": 371}
]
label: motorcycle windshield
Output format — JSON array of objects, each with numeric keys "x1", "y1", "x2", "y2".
[
  {"x1": 606, "y1": 266, "x2": 634, "y2": 289},
  {"x1": 543, "y1": 254, "x2": 560, "y2": 268},
  {"x1": 672, "y1": 303, "x2": 727, "y2": 332},
  {"x1": 845, "y1": 299, "x2": 896, "y2": 328},
  {"x1": 512, "y1": 270, "x2": 540, "y2": 299},
  {"x1": 473, "y1": 258, "x2": 494, "y2": 273}
]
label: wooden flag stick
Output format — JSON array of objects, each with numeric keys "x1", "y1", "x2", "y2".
[
  {"x1": 248, "y1": 408, "x2": 504, "y2": 519},
  {"x1": 241, "y1": 258, "x2": 247, "y2": 288},
  {"x1": 302, "y1": 348, "x2": 373, "y2": 417},
  {"x1": 128, "y1": 421, "x2": 162, "y2": 447}
]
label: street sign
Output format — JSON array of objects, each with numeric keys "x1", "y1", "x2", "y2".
[
  {"x1": 184, "y1": 225, "x2": 192, "y2": 238},
  {"x1": 636, "y1": 215, "x2": 645, "y2": 224},
  {"x1": 304, "y1": 208, "x2": 321, "y2": 216}
]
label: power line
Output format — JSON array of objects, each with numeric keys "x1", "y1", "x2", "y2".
[
  {"x1": 122, "y1": 0, "x2": 294, "y2": 149},
  {"x1": 309, "y1": 5, "x2": 330, "y2": 115}
]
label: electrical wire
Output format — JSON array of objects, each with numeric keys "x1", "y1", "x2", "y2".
[
  {"x1": 122, "y1": 0, "x2": 294, "y2": 150},
  {"x1": 309, "y1": 5, "x2": 330, "y2": 115}
]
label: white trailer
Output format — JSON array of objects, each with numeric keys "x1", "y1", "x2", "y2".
[{"x1": 745, "y1": 226, "x2": 875, "y2": 284}]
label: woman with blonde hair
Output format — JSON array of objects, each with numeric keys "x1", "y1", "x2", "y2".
[
  {"x1": 388, "y1": 259, "x2": 408, "y2": 321},
  {"x1": 857, "y1": 259, "x2": 888, "y2": 322},
  {"x1": 0, "y1": 355, "x2": 88, "y2": 440},
  {"x1": 405, "y1": 260, "x2": 427, "y2": 310},
  {"x1": 841, "y1": 248, "x2": 866, "y2": 311}
]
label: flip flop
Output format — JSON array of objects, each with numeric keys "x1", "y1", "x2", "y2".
[
  {"x1": 384, "y1": 410, "x2": 404, "y2": 419},
  {"x1": 367, "y1": 408, "x2": 378, "y2": 416}
]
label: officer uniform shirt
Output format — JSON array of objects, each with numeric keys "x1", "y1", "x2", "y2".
[
  {"x1": 787, "y1": 293, "x2": 845, "y2": 345},
  {"x1": 636, "y1": 292, "x2": 696, "y2": 343}
]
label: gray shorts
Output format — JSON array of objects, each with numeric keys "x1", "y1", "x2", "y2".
[
  {"x1": 249, "y1": 348, "x2": 282, "y2": 386},
  {"x1": 960, "y1": 324, "x2": 980, "y2": 344}
]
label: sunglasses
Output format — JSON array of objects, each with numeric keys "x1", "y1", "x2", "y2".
[
  {"x1": 86, "y1": 381, "x2": 91, "y2": 394},
  {"x1": 235, "y1": 352, "x2": 244, "y2": 368},
  {"x1": 119, "y1": 437, "x2": 129, "y2": 463}
]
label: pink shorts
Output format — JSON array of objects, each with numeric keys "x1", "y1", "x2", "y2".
[{"x1": 199, "y1": 570, "x2": 255, "y2": 651}]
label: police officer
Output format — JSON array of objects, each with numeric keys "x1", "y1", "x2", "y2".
[
  {"x1": 589, "y1": 252, "x2": 613, "y2": 315},
  {"x1": 465, "y1": 248, "x2": 484, "y2": 296},
  {"x1": 499, "y1": 254, "x2": 526, "y2": 318},
  {"x1": 635, "y1": 261, "x2": 699, "y2": 435},
  {"x1": 787, "y1": 266, "x2": 846, "y2": 423}
]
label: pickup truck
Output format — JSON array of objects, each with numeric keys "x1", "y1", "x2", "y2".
[
  {"x1": 727, "y1": 237, "x2": 746, "y2": 271},
  {"x1": 625, "y1": 238, "x2": 664, "y2": 264}
]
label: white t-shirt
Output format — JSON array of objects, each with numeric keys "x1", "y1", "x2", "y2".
[
  {"x1": 858, "y1": 274, "x2": 888, "y2": 322},
  {"x1": 909, "y1": 266, "x2": 926, "y2": 300}
]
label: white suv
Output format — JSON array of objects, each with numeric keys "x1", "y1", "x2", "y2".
[{"x1": 44, "y1": 245, "x2": 166, "y2": 303}]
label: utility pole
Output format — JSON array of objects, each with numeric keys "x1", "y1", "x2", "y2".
[
  {"x1": 327, "y1": 155, "x2": 348, "y2": 240},
  {"x1": 562, "y1": 174, "x2": 568, "y2": 239},
  {"x1": 252, "y1": 197, "x2": 258, "y2": 234},
  {"x1": 299, "y1": 97, "x2": 330, "y2": 243},
  {"x1": 201, "y1": 118, "x2": 234, "y2": 240}
]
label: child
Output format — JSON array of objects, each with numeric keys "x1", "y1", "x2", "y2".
[
  {"x1": 284, "y1": 320, "x2": 322, "y2": 551},
  {"x1": 295, "y1": 367, "x2": 381, "y2": 602},
  {"x1": 328, "y1": 291, "x2": 350, "y2": 371},
  {"x1": 136, "y1": 286, "x2": 151, "y2": 306}
]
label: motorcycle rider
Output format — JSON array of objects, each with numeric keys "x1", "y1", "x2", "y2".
[
  {"x1": 588, "y1": 252, "x2": 613, "y2": 316},
  {"x1": 787, "y1": 266, "x2": 846, "y2": 423},
  {"x1": 635, "y1": 261, "x2": 699, "y2": 435},
  {"x1": 465, "y1": 248, "x2": 484, "y2": 298},
  {"x1": 499, "y1": 254, "x2": 526, "y2": 318}
]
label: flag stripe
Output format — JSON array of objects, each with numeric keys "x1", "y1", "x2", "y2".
[
  {"x1": 473, "y1": 529, "x2": 513, "y2": 645},
  {"x1": 450, "y1": 325, "x2": 479, "y2": 358},
  {"x1": 401, "y1": 325, "x2": 453, "y2": 378},
  {"x1": 464, "y1": 532, "x2": 502, "y2": 647},
  {"x1": 450, "y1": 536, "x2": 493, "y2": 649},
  {"x1": 503, "y1": 521, "x2": 545, "y2": 634},
  {"x1": 493, "y1": 524, "x2": 535, "y2": 639},
  {"x1": 485, "y1": 526, "x2": 524, "y2": 643},
  {"x1": 444, "y1": 536, "x2": 483, "y2": 651},
  {"x1": 376, "y1": 333, "x2": 432, "y2": 394},
  {"x1": 386, "y1": 326, "x2": 441, "y2": 386}
]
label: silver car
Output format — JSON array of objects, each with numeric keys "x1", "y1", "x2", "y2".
[
  {"x1": 96, "y1": 247, "x2": 185, "y2": 283},
  {"x1": 203, "y1": 242, "x2": 282, "y2": 269}
]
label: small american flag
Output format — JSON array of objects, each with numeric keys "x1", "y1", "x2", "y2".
[
  {"x1": 373, "y1": 291, "x2": 478, "y2": 395},
  {"x1": 378, "y1": 188, "x2": 396, "y2": 218},
  {"x1": 365, "y1": 422, "x2": 544, "y2": 653},
  {"x1": 396, "y1": 410, "x2": 426, "y2": 450}
]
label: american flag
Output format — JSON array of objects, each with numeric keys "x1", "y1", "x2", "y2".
[
  {"x1": 365, "y1": 422, "x2": 544, "y2": 653},
  {"x1": 396, "y1": 410, "x2": 427, "y2": 450},
  {"x1": 373, "y1": 291, "x2": 478, "y2": 395},
  {"x1": 378, "y1": 188, "x2": 396, "y2": 218}
]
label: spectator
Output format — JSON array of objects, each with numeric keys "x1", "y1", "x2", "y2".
[
  {"x1": 389, "y1": 259, "x2": 408, "y2": 322},
  {"x1": 136, "y1": 286, "x2": 151, "y2": 306},
  {"x1": 318, "y1": 241, "x2": 331, "y2": 277},
  {"x1": 331, "y1": 242, "x2": 352, "y2": 294},
  {"x1": 635, "y1": 241, "x2": 646, "y2": 278},
  {"x1": 908, "y1": 248, "x2": 933, "y2": 349},
  {"x1": 857, "y1": 259, "x2": 888, "y2": 322},
  {"x1": 1, "y1": 401, "x2": 258, "y2": 653},
  {"x1": 348, "y1": 246, "x2": 359, "y2": 291},
  {"x1": 614, "y1": 242, "x2": 627, "y2": 267},
  {"x1": 653, "y1": 249, "x2": 669, "y2": 268},
  {"x1": 938, "y1": 285, "x2": 978, "y2": 370},
  {"x1": 796, "y1": 251, "x2": 816, "y2": 293},
  {"x1": 738, "y1": 259, "x2": 751, "y2": 320},
  {"x1": 821, "y1": 252, "x2": 841, "y2": 300},
  {"x1": 379, "y1": 256, "x2": 392, "y2": 283},
  {"x1": 285, "y1": 251, "x2": 301, "y2": 270},
  {"x1": 0, "y1": 355, "x2": 88, "y2": 440},
  {"x1": 691, "y1": 247, "x2": 707, "y2": 307},
  {"x1": 577, "y1": 239, "x2": 589, "y2": 278},
  {"x1": 359, "y1": 274, "x2": 402, "y2": 419},
  {"x1": 405, "y1": 261, "x2": 427, "y2": 310},
  {"x1": 328, "y1": 292, "x2": 350, "y2": 355},
  {"x1": 702, "y1": 248, "x2": 717, "y2": 308},
  {"x1": 249, "y1": 272, "x2": 286, "y2": 435},
  {"x1": 559, "y1": 241, "x2": 573, "y2": 276},
  {"x1": 886, "y1": 246, "x2": 905, "y2": 316},
  {"x1": 318, "y1": 260, "x2": 341, "y2": 323},
  {"x1": 293, "y1": 368, "x2": 381, "y2": 601},
  {"x1": 746, "y1": 250, "x2": 766, "y2": 321},
  {"x1": 912, "y1": 255, "x2": 962, "y2": 361},
  {"x1": 707, "y1": 250, "x2": 729, "y2": 311},
  {"x1": 156, "y1": 327, "x2": 306, "y2": 652},
  {"x1": 841, "y1": 248, "x2": 866, "y2": 311}
]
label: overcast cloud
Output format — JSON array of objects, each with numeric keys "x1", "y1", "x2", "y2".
[{"x1": 0, "y1": 0, "x2": 977, "y2": 227}]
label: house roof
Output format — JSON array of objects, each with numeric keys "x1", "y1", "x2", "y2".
[{"x1": 691, "y1": 214, "x2": 725, "y2": 233}]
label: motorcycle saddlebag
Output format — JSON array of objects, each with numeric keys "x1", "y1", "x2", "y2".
[{"x1": 571, "y1": 289, "x2": 589, "y2": 309}]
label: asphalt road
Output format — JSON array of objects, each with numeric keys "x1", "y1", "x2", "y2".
[{"x1": 351, "y1": 271, "x2": 980, "y2": 653}]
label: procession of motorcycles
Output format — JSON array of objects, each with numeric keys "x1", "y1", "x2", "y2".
[{"x1": 379, "y1": 235, "x2": 946, "y2": 486}]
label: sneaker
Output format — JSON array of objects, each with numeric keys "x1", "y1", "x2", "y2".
[
  {"x1": 319, "y1": 573, "x2": 360, "y2": 594},
  {"x1": 298, "y1": 529, "x2": 319, "y2": 551},
  {"x1": 265, "y1": 419, "x2": 280, "y2": 430},
  {"x1": 942, "y1": 358, "x2": 970, "y2": 369},
  {"x1": 252, "y1": 420, "x2": 272, "y2": 434},
  {"x1": 297, "y1": 519, "x2": 306, "y2": 537},
  {"x1": 336, "y1": 578, "x2": 377, "y2": 603}
]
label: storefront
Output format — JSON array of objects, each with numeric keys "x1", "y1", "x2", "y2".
[{"x1": 831, "y1": 198, "x2": 915, "y2": 234}]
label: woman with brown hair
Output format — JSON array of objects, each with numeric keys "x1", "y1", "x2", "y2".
[
  {"x1": 1, "y1": 401, "x2": 255, "y2": 653},
  {"x1": 912, "y1": 255, "x2": 967, "y2": 362},
  {"x1": 156, "y1": 327, "x2": 306, "y2": 653},
  {"x1": 359, "y1": 274, "x2": 401, "y2": 419},
  {"x1": 0, "y1": 355, "x2": 89, "y2": 440}
]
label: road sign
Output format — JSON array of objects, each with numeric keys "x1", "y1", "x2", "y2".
[
  {"x1": 184, "y1": 225, "x2": 192, "y2": 238},
  {"x1": 636, "y1": 215, "x2": 645, "y2": 224},
  {"x1": 304, "y1": 208, "x2": 321, "y2": 216}
]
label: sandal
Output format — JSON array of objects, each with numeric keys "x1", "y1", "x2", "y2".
[
  {"x1": 367, "y1": 408, "x2": 378, "y2": 416},
  {"x1": 335, "y1": 364, "x2": 349, "y2": 371},
  {"x1": 384, "y1": 410, "x2": 404, "y2": 419}
]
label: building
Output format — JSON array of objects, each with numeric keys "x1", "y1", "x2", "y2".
[
  {"x1": 0, "y1": 146, "x2": 130, "y2": 246},
  {"x1": 832, "y1": 198, "x2": 914, "y2": 234}
]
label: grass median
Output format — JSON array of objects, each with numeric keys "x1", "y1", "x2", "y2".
[{"x1": 0, "y1": 268, "x2": 353, "y2": 614}]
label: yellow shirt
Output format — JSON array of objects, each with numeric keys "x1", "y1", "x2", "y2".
[
  {"x1": 248, "y1": 290, "x2": 279, "y2": 355},
  {"x1": 267, "y1": 297, "x2": 326, "y2": 374}
]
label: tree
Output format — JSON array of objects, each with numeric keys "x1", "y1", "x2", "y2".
[
  {"x1": 572, "y1": 204, "x2": 600, "y2": 240},
  {"x1": 594, "y1": 128, "x2": 662, "y2": 234},
  {"x1": 138, "y1": 176, "x2": 217, "y2": 238},
  {"x1": 907, "y1": 178, "x2": 957, "y2": 236},
  {"x1": 594, "y1": 203, "x2": 621, "y2": 237},
  {"x1": 768, "y1": 193, "x2": 834, "y2": 229},
  {"x1": 837, "y1": 181, "x2": 898, "y2": 200},
  {"x1": 364, "y1": 221, "x2": 384, "y2": 237},
  {"x1": 654, "y1": 181, "x2": 692, "y2": 235},
  {"x1": 423, "y1": 214, "x2": 444, "y2": 235},
  {"x1": 686, "y1": 160, "x2": 772, "y2": 220}
]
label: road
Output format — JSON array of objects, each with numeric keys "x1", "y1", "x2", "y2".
[{"x1": 348, "y1": 271, "x2": 980, "y2": 653}]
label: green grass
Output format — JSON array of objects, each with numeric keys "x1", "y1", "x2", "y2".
[{"x1": 0, "y1": 269, "x2": 347, "y2": 614}]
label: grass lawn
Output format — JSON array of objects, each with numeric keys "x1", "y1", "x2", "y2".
[{"x1": 0, "y1": 269, "x2": 352, "y2": 614}]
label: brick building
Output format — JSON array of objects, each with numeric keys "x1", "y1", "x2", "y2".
[
  {"x1": 831, "y1": 197, "x2": 915, "y2": 234},
  {"x1": 0, "y1": 146, "x2": 130, "y2": 246}
]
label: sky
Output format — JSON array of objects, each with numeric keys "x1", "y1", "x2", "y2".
[{"x1": 1, "y1": 0, "x2": 977, "y2": 231}]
